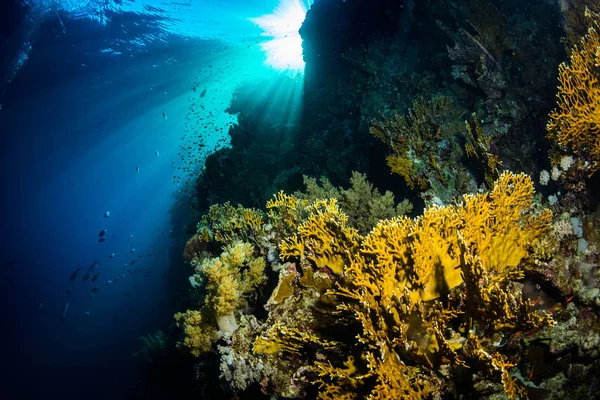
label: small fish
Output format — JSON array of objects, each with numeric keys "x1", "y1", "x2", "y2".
[
  {"x1": 130, "y1": 248, "x2": 136, "y2": 253},
  {"x1": 88, "y1": 259, "x2": 99, "y2": 275},
  {"x1": 90, "y1": 287, "x2": 100, "y2": 293},
  {"x1": 109, "y1": 252, "x2": 116, "y2": 259},
  {"x1": 37, "y1": 300, "x2": 44, "y2": 311},
  {"x1": 106, "y1": 280, "x2": 113, "y2": 285},
  {"x1": 162, "y1": 112, "x2": 167, "y2": 120},
  {"x1": 98, "y1": 237, "x2": 106, "y2": 243},
  {"x1": 69, "y1": 265, "x2": 82, "y2": 282},
  {"x1": 98, "y1": 229, "x2": 107, "y2": 237},
  {"x1": 104, "y1": 211, "x2": 111, "y2": 218},
  {"x1": 155, "y1": 150, "x2": 160, "y2": 156},
  {"x1": 61, "y1": 301, "x2": 70, "y2": 319},
  {"x1": 200, "y1": 88, "x2": 207, "y2": 97},
  {"x1": 130, "y1": 260, "x2": 136, "y2": 266},
  {"x1": 3, "y1": 260, "x2": 19, "y2": 270},
  {"x1": 136, "y1": 166, "x2": 140, "y2": 172},
  {"x1": 81, "y1": 271, "x2": 91, "y2": 282},
  {"x1": 83, "y1": 311, "x2": 91, "y2": 316},
  {"x1": 92, "y1": 272, "x2": 100, "y2": 282}
]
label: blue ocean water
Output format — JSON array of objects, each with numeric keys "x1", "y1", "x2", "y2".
[{"x1": 0, "y1": 1, "x2": 311, "y2": 398}]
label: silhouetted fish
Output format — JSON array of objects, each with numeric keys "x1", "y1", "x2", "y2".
[
  {"x1": 98, "y1": 229, "x2": 107, "y2": 237},
  {"x1": 87, "y1": 259, "x2": 99, "y2": 275},
  {"x1": 98, "y1": 237, "x2": 106, "y2": 243},
  {"x1": 92, "y1": 272, "x2": 100, "y2": 282},
  {"x1": 61, "y1": 301, "x2": 69, "y2": 319},
  {"x1": 82, "y1": 271, "x2": 91, "y2": 282},
  {"x1": 3, "y1": 260, "x2": 19, "y2": 270},
  {"x1": 69, "y1": 265, "x2": 81, "y2": 282}
]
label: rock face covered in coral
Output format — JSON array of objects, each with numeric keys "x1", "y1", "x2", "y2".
[{"x1": 160, "y1": 1, "x2": 600, "y2": 399}]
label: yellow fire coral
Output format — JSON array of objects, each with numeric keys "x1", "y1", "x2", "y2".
[
  {"x1": 197, "y1": 202, "x2": 266, "y2": 246},
  {"x1": 547, "y1": 8, "x2": 600, "y2": 174},
  {"x1": 257, "y1": 172, "x2": 552, "y2": 399},
  {"x1": 279, "y1": 199, "x2": 361, "y2": 275},
  {"x1": 370, "y1": 96, "x2": 458, "y2": 190}
]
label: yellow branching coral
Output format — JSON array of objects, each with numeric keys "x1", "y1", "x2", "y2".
[
  {"x1": 263, "y1": 172, "x2": 551, "y2": 399},
  {"x1": 371, "y1": 96, "x2": 457, "y2": 190},
  {"x1": 280, "y1": 199, "x2": 361, "y2": 275},
  {"x1": 547, "y1": 8, "x2": 600, "y2": 174},
  {"x1": 174, "y1": 310, "x2": 218, "y2": 357},
  {"x1": 459, "y1": 171, "x2": 552, "y2": 276},
  {"x1": 253, "y1": 321, "x2": 339, "y2": 356},
  {"x1": 197, "y1": 202, "x2": 265, "y2": 246},
  {"x1": 465, "y1": 335, "x2": 527, "y2": 400},
  {"x1": 464, "y1": 113, "x2": 501, "y2": 188},
  {"x1": 266, "y1": 191, "x2": 309, "y2": 233}
]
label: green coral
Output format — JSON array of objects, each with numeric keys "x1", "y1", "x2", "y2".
[{"x1": 296, "y1": 171, "x2": 412, "y2": 234}]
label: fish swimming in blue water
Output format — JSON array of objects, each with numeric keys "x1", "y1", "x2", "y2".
[
  {"x1": 88, "y1": 259, "x2": 99, "y2": 274},
  {"x1": 99, "y1": 237, "x2": 106, "y2": 243},
  {"x1": 99, "y1": 229, "x2": 107, "y2": 237},
  {"x1": 61, "y1": 301, "x2": 69, "y2": 319},
  {"x1": 69, "y1": 265, "x2": 81, "y2": 282},
  {"x1": 83, "y1": 311, "x2": 90, "y2": 316},
  {"x1": 37, "y1": 300, "x2": 44, "y2": 310},
  {"x1": 109, "y1": 252, "x2": 116, "y2": 259},
  {"x1": 104, "y1": 211, "x2": 111, "y2": 218},
  {"x1": 81, "y1": 271, "x2": 90, "y2": 282},
  {"x1": 92, "y1": 272, "x2": 100, "y2": 282},
  {"x1": 136, "y1": 166, "x2": 140, "y2": 172}
]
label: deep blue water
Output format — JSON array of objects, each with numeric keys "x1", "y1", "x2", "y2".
[{"x1": 0, "y1": 1, "x2": 309, "y2": 398}]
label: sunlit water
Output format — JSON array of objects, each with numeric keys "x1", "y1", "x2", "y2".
[{"x1": 0, "y1": 1, "x2": 311, "y2": 398}]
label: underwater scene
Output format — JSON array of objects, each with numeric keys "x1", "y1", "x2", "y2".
[{"x1": 1, "y1": 0, "x2": 600, "y2": 399}]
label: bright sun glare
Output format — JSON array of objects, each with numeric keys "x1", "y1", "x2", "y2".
[{"x1": 250, "y1": 0, "x2": 312, "y2": 72}]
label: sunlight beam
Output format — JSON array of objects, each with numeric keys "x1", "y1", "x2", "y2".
[{"x1": 250, "y1": 0, "x2": 312, "y2": 72}]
